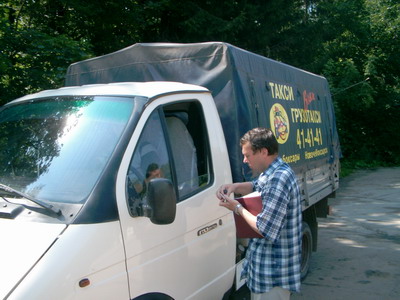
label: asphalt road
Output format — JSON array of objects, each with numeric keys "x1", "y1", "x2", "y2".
[{"x1": 233, "y1": 167, "x2": 400, "y2": 300}]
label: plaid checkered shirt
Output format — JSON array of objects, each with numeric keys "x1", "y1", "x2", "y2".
[{"x1": 241, "y1": 157, "x2": 302, "y2": 294}]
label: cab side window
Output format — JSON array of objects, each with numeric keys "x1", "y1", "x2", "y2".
[
  {"x1": 165, "y1": 115, "x2": 199, "y2": 198},
  {"x1": 126, "y1": 101, "x2": 211, "y2": 217},
  {"x1": 126, "y1": 111, "x2": 172, "y2": 217}
]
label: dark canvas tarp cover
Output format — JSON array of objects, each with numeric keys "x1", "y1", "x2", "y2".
[{"x1": 65, "y1": 42, "x2": 341, "y2": 183}]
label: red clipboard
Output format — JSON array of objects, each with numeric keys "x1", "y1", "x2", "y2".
[{"x1": 234, "y1": 192, "x2": 264, "y2": 238}]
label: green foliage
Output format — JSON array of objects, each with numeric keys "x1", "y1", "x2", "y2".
[
  {"x1": 0, "y1": 1, "x2": 92, "y2": 104},
  {"x1": 305, "y1": 0, "x2": 400, "y2": 166},
  {"x1": 340, "y1": 157, "x2": 396, "y2": 178},
  {"x1": 0, "y1": 0, "x2": 399, "y2": 166},
  {"x1": 1, "y1": 28, "x2": 91, "y2": 102}
]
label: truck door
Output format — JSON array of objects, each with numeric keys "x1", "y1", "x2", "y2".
[{"x1": 116, "y1": 95, "x2": 236, "y2": 299}]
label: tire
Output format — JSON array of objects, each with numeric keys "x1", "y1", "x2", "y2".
[{"x1": 301, "y1": 221, "x2": 313, "y2": 280}]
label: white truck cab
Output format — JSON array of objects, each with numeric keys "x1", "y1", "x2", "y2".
[{"x1": 0, "y1": 82, "x2": 236, "y2": 299}]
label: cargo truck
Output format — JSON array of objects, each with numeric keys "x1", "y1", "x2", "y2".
[{"x1": 0, "y1": 42, "x2": 340, "y2": 299}]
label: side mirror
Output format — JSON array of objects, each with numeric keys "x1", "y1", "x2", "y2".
[{"x1": 147, "y1": 178, "x2": 177, "y2": 225}]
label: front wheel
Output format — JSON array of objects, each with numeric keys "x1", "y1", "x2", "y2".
[{"x1": 301, "y1": 221, "x2": 313, "y2": 280}]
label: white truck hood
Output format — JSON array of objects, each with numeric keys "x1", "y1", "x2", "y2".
[{"x1": 0, "y1": 219, "x2": 66, "y2": 299}]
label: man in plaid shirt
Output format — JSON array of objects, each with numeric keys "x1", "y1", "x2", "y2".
[{"x1": 217, "y1": 127, "x2": 302, "y2": 299}]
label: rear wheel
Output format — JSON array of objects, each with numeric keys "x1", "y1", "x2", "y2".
[{"x1": 301, "y1": 221, "x2": 312, "y2": 280}]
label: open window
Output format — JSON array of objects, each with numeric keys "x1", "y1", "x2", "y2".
[{"x1": 126, "y1": 100, "x2": 212, "y2": 217}]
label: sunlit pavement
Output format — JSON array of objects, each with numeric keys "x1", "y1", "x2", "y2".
[{"x1": 292, "y1": 167, "x2": 400, "y2": 300}]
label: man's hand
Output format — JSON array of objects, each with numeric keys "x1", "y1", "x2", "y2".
[
  {"x1": 216, "y1": 184, "x2": 235, "y2": 200},
  {"x1": 218, "y1": 193, "x2": 240, "y2": 212}
]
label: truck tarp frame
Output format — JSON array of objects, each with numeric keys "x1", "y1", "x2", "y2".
[{"x1": 65, "y1": 42, "x2": 341, "y2": 184}]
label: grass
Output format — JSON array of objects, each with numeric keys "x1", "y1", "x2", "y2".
[{"x1": 339, "y1": 158, "x2": 398, "y2": 178}]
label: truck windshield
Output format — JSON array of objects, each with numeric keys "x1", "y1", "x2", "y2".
[{"x1": 0, "y1": 96, "x2": 134, "y2": 204}]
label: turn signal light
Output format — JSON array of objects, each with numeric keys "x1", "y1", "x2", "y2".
[{"x1": 79, "y1": 278, "x2": 90, "y2": 288}]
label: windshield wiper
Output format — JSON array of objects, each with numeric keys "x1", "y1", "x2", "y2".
[{"x1": 0, "y1": 183, "x2": 62, "y2": 216}]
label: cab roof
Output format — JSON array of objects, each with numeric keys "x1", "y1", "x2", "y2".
[{"x1": 9, "y1": 81, "x2": 209, "y2": 105}]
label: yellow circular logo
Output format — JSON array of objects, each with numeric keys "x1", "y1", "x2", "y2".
[{"x1": 270, "y1": 103, "x2": 289, "y2": 144}]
